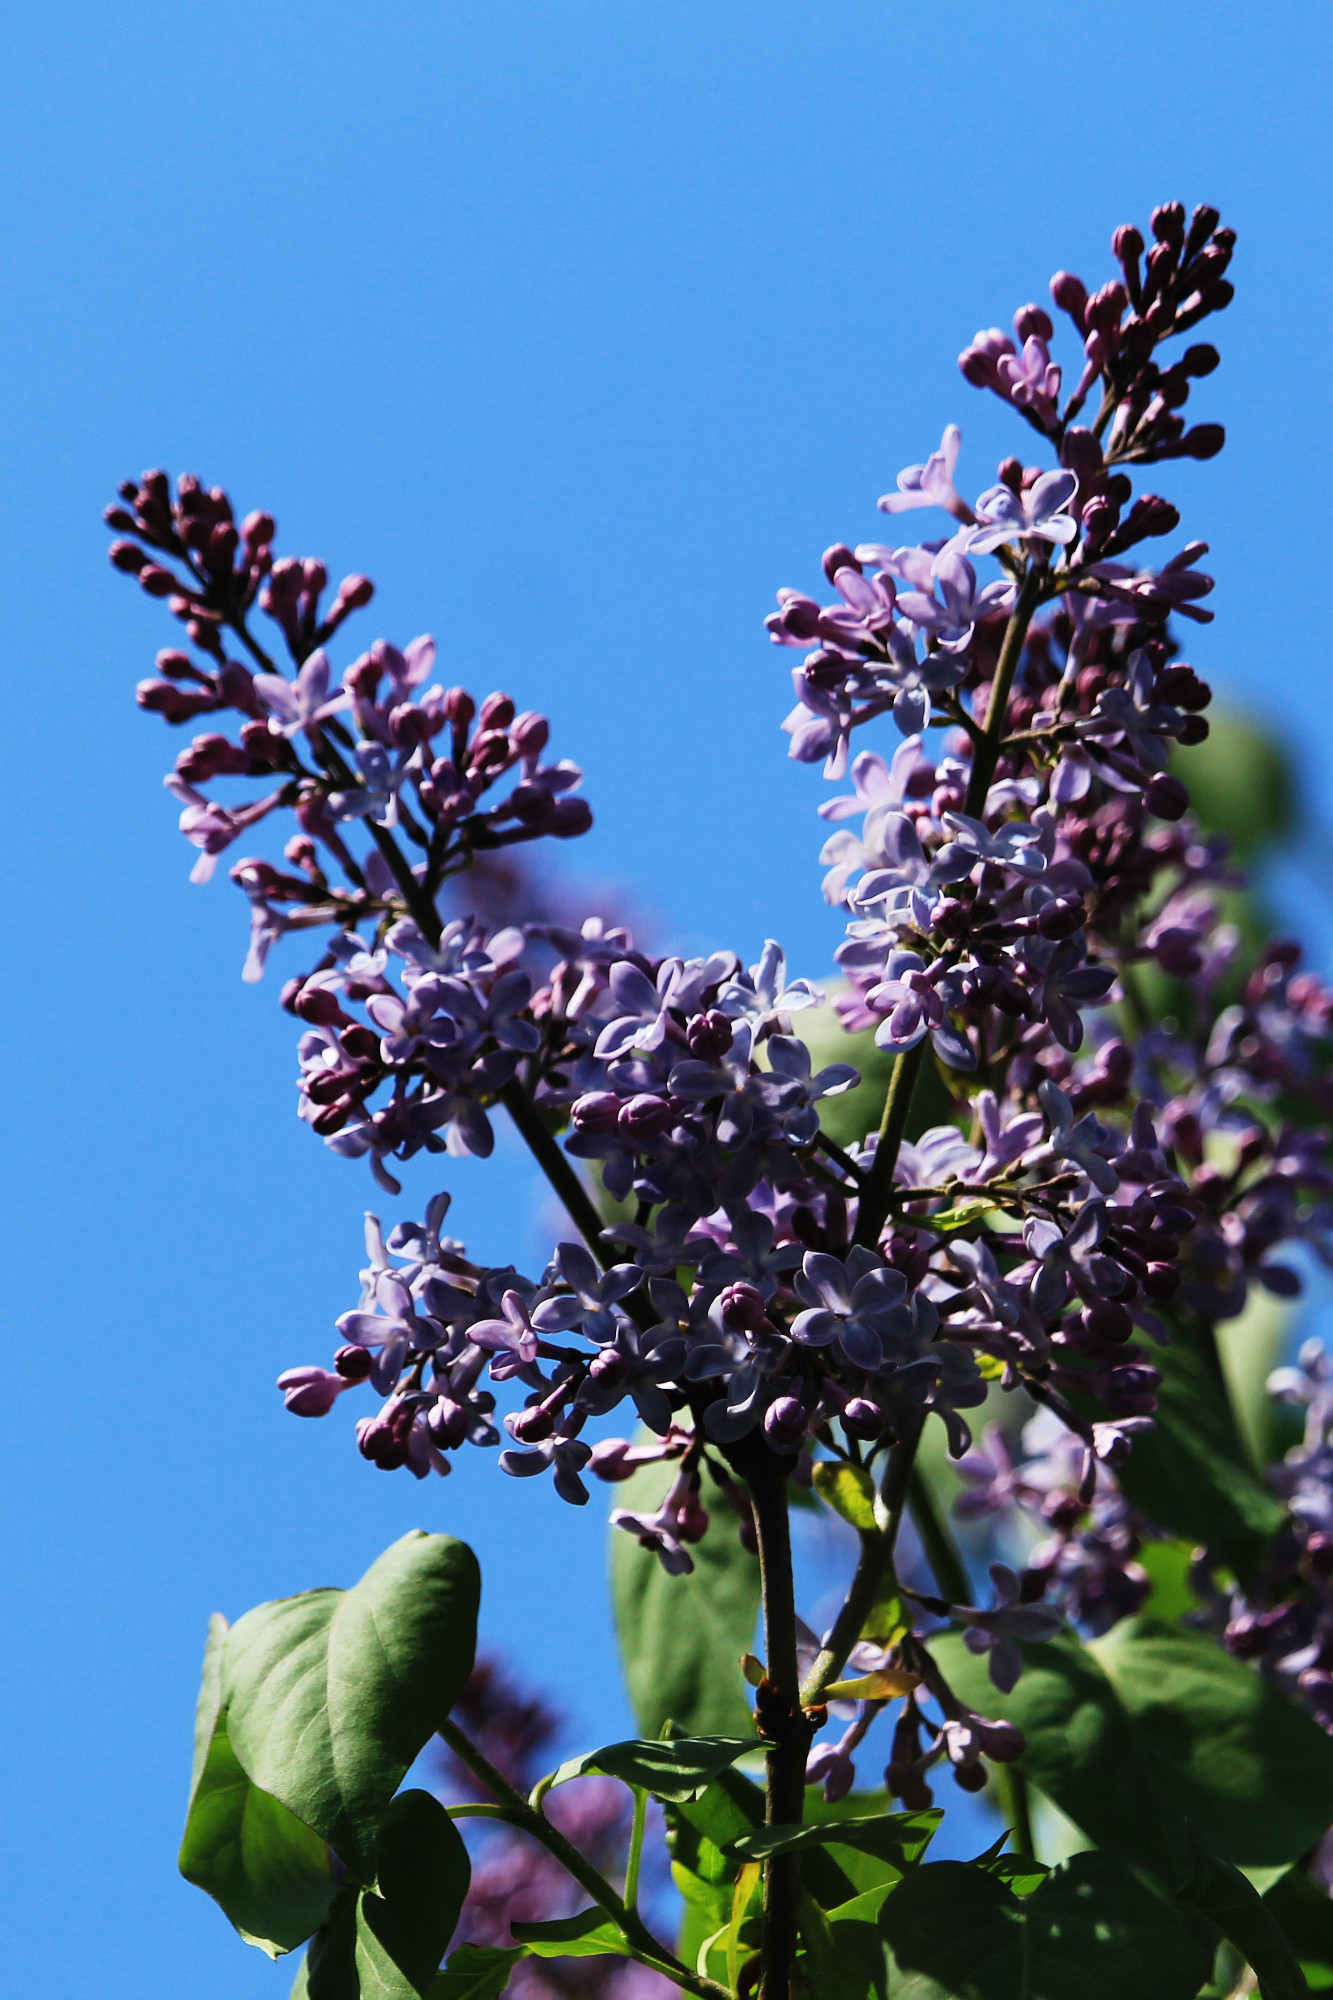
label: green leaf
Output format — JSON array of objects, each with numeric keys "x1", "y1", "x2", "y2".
[
  {"x1": 290, "y1": 1796, "x2": 471, "y2": 2000},
  {"x1": 1179, "y1": 1831, "x2": 1307, "y2": 2000},
  {"x1": 876, "y1": 1852, "x2": 1214, "y2": 2000},
  {"x1": 548, "y1": 1733, "x2": 760, "y2": 1802},
  {"x1": 665, "y1": 1766, "x2": 860, "y2": 1914},
  {"x1": 290, "y1": 1890, "x2": 359, "y2": 2000},
  {"x1": 930, "y1": 1197, "x2": 1006, "y2": 1234},
  {"x1": 1265, "y1": 1869, "x2": 1333, "y2": 1992},
  {"x1": 222, "y1": 1532, "x2": 480, "y2": 1881},
  {"x1": 610, "y1": 1453, "x2": 759, "y2": 1738},
  {"x1": 425, "y1": 1946, "x2": 527, "y2": 2000},
  {"x1": 932, "y1": 1630, "x2": 1188, "y2": 1886},
  {"x1": 355, "y1": 1791, "x2": 472, "y2": 1998},
  {"x1": 180, "y1": 1710, "x2": 339, "y2": 1956},
  {"x1": 813, "y1": 1462, "x2": 879, "y2": 1532},
  {"x1": 1115, "y1": 1319, "x2": 1286, "y2": 1587},
  {"x1": 935, "y1": 1618, "x2": 1333, "y2": 1874},
  {"x1": 510, "y1": 1907, "x2": 632, "y2": 1959},
  {"x1": 1091, "y1": 1620, "x2": 1333, "y2": 1870},
  {"x1": 190, "y1": 1613, "x2": 229, "y2": 1805},
  {"x1": 974, "y1": 1847, "x2": 1051, "y2": 1898},
  {"x1": 733, "y1": 1809, "x2": 940, "y2": 1874}
]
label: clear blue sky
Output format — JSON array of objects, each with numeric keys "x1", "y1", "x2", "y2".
[{"x1": 2, "y1": 4, "x2": 1331, "y2": 1994}]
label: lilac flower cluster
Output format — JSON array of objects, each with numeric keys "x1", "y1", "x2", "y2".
[
  {"x1": 123, "y1": 207, "x2": 1333, "y2": 1795},
  {"x1": 109, "y1": 469, "x2": 592, "y2": 986}
]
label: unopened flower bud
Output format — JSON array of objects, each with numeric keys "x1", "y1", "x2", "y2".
[
  {"x1": 1145, "y1": 773, "x2": 1189, "y2": 821},
  {"x1": 589, "y1": 1438, "x2": 636, "y2": 1481},
  {"x1": 686, "y1": 1009, "x2": 733, "y2": 1060},
  {"x1": 842, "y1": 1396, "x2": 887, "y2": 1440},
  {"x1": 549, "y1": 797, "x2": 593, "y2": 838},
  {"x1": 479, "y1": 692, "x2": 516, "y2": 731},
  {"x1": 1177, "y1": 714, "x2": 1210, "y2": 746},
  {"x1": 333, "y1": 572, "x2": 374, "y2": 609},
  {"x1": 510, "y1": 711, "x2": 550, "y2": 758},
  {"x1": 571, "y1": 1091, "x2": 623, "y2": 1136},
  {"x1": 508, "y1": 1405, "x2": 555, "y2": 1443},
  {"x1": 427, "y1": 1397, "x2": 470, "y2": 1449},
  {"x1": 822, "y1": 543, "x2": 860, "y2": 582},
  {"x1": 1181, "y1": 423, "x2": 1225, "y2": 460},
  {"x1": 1049, "y1": 270, "x2": 1089, "y2": 322},
  {"x1": 589, "y1": 1346, "x2": 628, "y2": 1387},
  {"x1": 720, "y1": 1283, "x2": 768, "y2": 1332},
  {"x1": 677, "y1": 1491, "x2": 710, "y2": 1543},
  {"x1": 138, "y1": 563, "x2": 178, "y2": 597},
  {"x1": 764, "y1": 1396, "x2": 808, "y2": 1448},
  {"x1": 334, "y1": 1344, "x2": 374, "y2": 1380},
  {"x1": 618, "y1": 1093, "x2": 675, "y2": 1140},
  {"x1": 1013, "y1": 303, "x2": 1053, "y2": 343},
  {"x1": 109, "y1": 539, "x2": 148, "y2": 572}
]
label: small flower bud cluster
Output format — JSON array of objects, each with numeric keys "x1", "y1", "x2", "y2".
[{"x1": 111, "y1": 471, "x2": 592, "y2": 981}]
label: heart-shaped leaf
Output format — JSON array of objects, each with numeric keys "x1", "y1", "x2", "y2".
[
  {"x1": 356, "y1": 1790, "x2": 471, "y2": 1998},
  {"x1": 290, "y1": 1793, "x2": 471, "y2": 2000},
  {"x1": 935, "y1": 1618, "x2": 1333, "y2": 1875},
  {"x1": 875, "y1": 1853, "x2": 1213, "y2": 2000},
  {"x1": 181, "y1": 1710, "x2": 339, "y2": 1956},
  {"x1": 547, "y1": 1734, "x2": 760, "y2": 1802},
  {"x1": 733, "y1": 1809, "x2": 940, "y2": 1874},
  {"x1": 223, "y1": 1532, "x2": 480, "y2": 1881}
]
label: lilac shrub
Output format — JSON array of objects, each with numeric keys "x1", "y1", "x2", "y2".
[{"x1": 146, "y1": 202, "x2": 1333, "y2": 2000}]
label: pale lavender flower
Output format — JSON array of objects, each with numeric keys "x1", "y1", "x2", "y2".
[{"x1": 963, "y1": 471, "x2": 1079, "y2": 555}]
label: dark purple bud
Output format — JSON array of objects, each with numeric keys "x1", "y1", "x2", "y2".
[
  {"x1": 109, "y1": 539, "x2": 148, "y2": 572},
  {"x1": 842, "y1": 1396, "x2": 887, "y2": 1441},
  {"x1": 1095, "y1": 1361, "x2": 1161, "y2": 1415},
  {"x1": 997, "y1": 457, "x2": 1024, "y2": 494},
  {"x1": 619, "y1": 1093, "x2": 675, "y2": 1140},
  {"x1": 333, "y1": 572, "x2": 373, "y2": 609},
  {"x1": 1185, "y1": 205, "x2": 1222, "y2": 258},
  {"x1": 508, "y1": 1405, "x2": 555, "y2": 1444},
  {"x1": 1141, "y1": 1263, "x2": 1180, "y2": 1303},
  {"x1": 1145, "y1": 773, "x2": 1189, "y2": 821},
  {"x1": 1037, "y1": 896, "x2": 1086, "y2": 940},
  {"x1": 138, "y1": 563, "x2": 179, "y2": 597},
  {"x1": 1156, "y1": 665, "x2": 1211, "y2": 711},
  {"x1": 1181, "y1": 343, "x2": 1220, "y2": 377},
  {"x1": 572, "y1": 1091, "x2": 623, "y2": 1135},
  {"x1": 135, "y1": 679, "x2": 219, "y2": 723},
  {"x1": 479, "y1": 692, "x2": 516, "y2": 731},
  {"x1": 1050, "y1": 271, "x2": 1088, "y2": 323},
  {"x1": 1113, "y1": 223, "x2": 1144, "y2": 265},
  {"x1": 1085, "y1": 1300, "x2": 1134, "y2": 1345},
  {"x1": 1151, "y1": 202, "x2": 1186, "y2": 247},
  {"x1": 302, "y1": 559, "x2": 327, "y2": 597},
  {"x1": 686, "y1": 1010, "x2": 734, "y2": 1060},
  {"x1": 822, "y1": 544, "x2": 860, "y2": 583},
  {"x1": 548, "y1": 797, "x2": 593, "y2": 838},
  {"x1": 1177, "y1": 714, "x2": 1210, "y2": 746},
  {"x1": 677, "y1": 1490, "x2": 710, "y2": 1544},
  {"x1": 1013, "y1": 303, "x2": 1053, "y2": 343},
  {"x1": 510, "y1": 711, "x2": 550, "y2": 758},
  {"x1": 589, "y1": 1438, "x2": 637, "y2": 1481},
  {"x1": 294, "y1": 984, "x2": 346, "y2": 1027},
  {"x1": 334, "y1": 1344, "x2": 374, "y2": 1380},
  {"x1": 357, "y1": 1400, "x2": 417, "y2": 1470},
  {"x1": 427, "y1": 1398, "x2": 470, "y2": 1449},
  {"x1": 1181, "y1": 424, "x2": 1225, "y2": 460},
  {"x1": 764, "y1": 1395, "x2": 808, "y2": 1448},
  {"x1": 720, "y1": 1283, "x2": 769, "y2": 1333}
]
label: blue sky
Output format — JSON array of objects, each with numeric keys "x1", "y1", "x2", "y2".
[{"x1": 2, "y1": 4, "x2": 1331, "y2": 1993}]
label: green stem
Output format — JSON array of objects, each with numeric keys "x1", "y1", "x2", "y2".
[
  {"x1": 623, "y1": 1786, "x2": 649, "y2": 1912},
  {"x1": 852, "y1": 1041, "x2": 927, "y2": 1249},
  {"x1": 799, "y1": 1528, "x2": 889, "y2": 1705},
  {"x1": 1001, "y1": 1765, "x2": 1038, "y2": 1862},
  {"x1": 854, "y1": 571, "x2": 1048, "y2": 1253},
  {"x1": 439, "y1": 1717, "x2": 727, "y2": 2000},
  {"x1": 500, "y1": 1078, "x2": 612, "y2": 1266},
  {"x1": 962, "y1": 567, "x2": 1044, "y2": 819},
  {"x1": 746, "y1": 1456, "x2": 806, "y2": 2000},
  {"x1": 906, "y1": 1467, "x2": 970, "y2": 1604}
]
